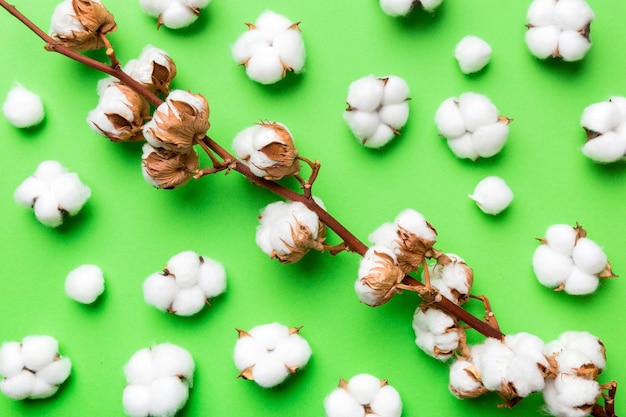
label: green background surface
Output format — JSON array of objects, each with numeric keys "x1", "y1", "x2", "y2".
[{"x1": 1, "y1": 0, "x2": 625, "y2": 416}]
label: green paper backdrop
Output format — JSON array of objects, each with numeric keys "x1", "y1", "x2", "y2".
[{"x1": 1, "y1": 0, "x2": 625, "y2": 416}]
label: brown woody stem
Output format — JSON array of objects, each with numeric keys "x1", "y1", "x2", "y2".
[{"x1": 99, "y1": 33, "x2": 119, "y2": 69}]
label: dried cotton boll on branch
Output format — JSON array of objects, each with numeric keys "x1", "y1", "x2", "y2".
[
  {"x1": 64, "y1": 264, "x2": 105, "y2": 304},
  {"x1": 448, "y1": 359, "x2": 489, "y2": 399},
  {"x1": 545, "y1": 331, "x2": 606, "y2": 378},
  {"x1": 14, "y1": 160, "x2": 91, "y2": 227},
  {"x1": 49, "y1": 0, "x2": 117, "y2": 52},
  {"x1": 343, "y1": 75, "x2": 410, "y2": 148},
  {"x1": 2, "y1": 84, "x2": 45, "y2": 128},
  {"x1": 454, "y1": 35, "x2": 492, "y2": 74},
  {"x1": 580, "y1": 97, "x2": 626, "y2": 163},
  {"x1": 435, "y1": 93, "x2": 512, "y2": 160},
  {"x1": 123, "y1": 45, "x2": 177, "y2": 95},
  {"x1": 525, "y1": 0, "x2": 594, "y2": 62},
  {"x1": 139, "y1": 0, "x2": 210, "y2": 29},
  {"x1": 141, "y1": 143, "x2": 200, "y2": 189},
  {"x1": 233, "y1": 323, "x2": 312, "y2": 388},
  {"x1": 232, "y1": 121, "x2": 301, "y2": 180},
  {"x1": 412, "y1": 307, "x2": 463, "y2": 360},
  {"x1": 232, "y1": 11, "x2": 305, "y2": 85},
  {"x1": 423, "y1": 253, "x2": 474, "y2": 304},
  {"x1": 143, "y1": 250, "x2": 227, "y2": 316},
  {"x1": 324, "y1": 373, "x2": 402, "y2": 417},
  {"x1": 379, "y1": 0, "x2": 443, "y2": 17},
  {"x1": 255, "y1": 199, "x2": 326, "y2": 263},
  {"x1": 542, "y1": 374, "x2": 601, "y2": 417},
  {"x1": 123, "y1": 343, "x2": 194, "y2": 417},
  {"x1": 354, "y1": 246, "x2": 405, "y2": 307},
  {"x1": 469, "y1": 176, "x2": 513, "y2": 215},
  {"x1": 0, "y1": 336, "x2": 72, "y2": 400}
]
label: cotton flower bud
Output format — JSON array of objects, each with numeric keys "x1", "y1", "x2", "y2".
[
  {"x1": 324, "y1": 374, "x2": 402, "y2": 417},
  {"x1": 143, "y1": 250, "x2": 226, "y2": 316},
  {"x1": 355, "y1": 246, "x2": 405, "y2": 307},
  {"x1": 580, "y1": 97, "x2": 626, "y2": 163},
  {"x1": 448, "y1": 359, "x2": 489, "y2": 399},
  {"x1": 123, "y1": 343, "x2": 194, "y2": 417},
  {"x1": 49, "y1": 0, "x2": 117, "y2": 52},
  {"x1": 143, "y1": 90, "x2": 210, "y2": 153},
  {"x1": 233, "y1": 323, "x2": 311, "y2": 388},
  {"x1": 123, "y1": 45, "x2": 177, "y2": 95},
  {"x1": 379, "y1": 0, "x2": 442, "y2": 17},
  {"x1": 424, "y1": 253, "x2": 474, "y2": 304},
  {"x1": 14, "y1": 160, "x2": 91, "y2": 227},
  {"x1": 139, "y1": 0, "x2": 210, "y2": 29},
  {"x1": 0, "y1": 336, "x2": 71, "y2": 400},
  {"x1": 469, "y1": 176, "x2": 513, "y2": 215},
  {"x1": 454, "y1": 35, "x2": 492, "y2": 74},
  {"x1": 141, "y1": 143, "x2": 199, "y2": 189},
  {"x1": 525, "y1": 0, "x2": 594, "y2": 62},
  {"x1": 413, "y1": 307, "x2": 463, "y2": 360},
  {"x1": 88, "y1": 82, "x2": 150, "y2": 142},
  {"x1": 435, "y1": 93, "x2": 511, "y2": 160},
  {"x1": 343, "y1": 75, "x2": 410, "y2": 148},
  {"x1": 64, "y1": 264, "x2": 105, "y2": 304},
  {"x1": 232, "y1": 121, "x2": 300, "y2": 180},
  {"x1": 232, "y1": 11, "x2": 305, "y2": 85},
  {"x1": 255, "y1": 199, "x2": 326, "y2": 263},
  {"x1": 368, "y1": 208, "x2": 437, "y2": 274},
  {"x1": 533, "y1": 224, "x2": 615, "y2": 295},
  {"x1": 2, "y1": 84, "x2": 45, "y2": 128}
]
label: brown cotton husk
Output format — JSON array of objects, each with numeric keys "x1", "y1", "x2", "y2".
[
  {"x1": 147, "y1": 95, "x2": 210, "y2": 152},
  {"x1": 151, "y1": 59, "x2": 177, "y2": 95},
  {"x1": 272, "y1": 219, "x2": 326, "y2": 263},
  {"x1": 359, "y1": 251, "x2": 406, "y2": 306},
  {"x1": 256, "y1": 122, "x2": 301, "y2": 180},
  {"x1": 97, "y1": 83, "x2": 149, "y2": 142},
  {"x1": 53, "y1": 0, "x2": 117, "y2": 51},
  {"x1": 143, "y1": 148, "x2": 199, "y2": 189},
  {"x1": 395, "y1": 225, "x2": 437, "y2": 274}
]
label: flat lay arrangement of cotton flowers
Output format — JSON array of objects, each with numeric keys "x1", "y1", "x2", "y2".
[{"x1": 580, "y1": 96, "x2": 626, "y2": 163}]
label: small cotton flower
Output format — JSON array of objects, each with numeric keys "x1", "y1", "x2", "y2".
[
  {"x1": 412, "y1": 307, "x2": 462, "y2": 360},
  {"x1": 545, "y1": 331, "x2": 606, "y2": 377},
  {"x1": 469, "y1": 176, "x2": 513, "y2": 215},
  {"x1": 143, "y1": 250, "x2": 226, "y2": 316},
  {"x1": 542, "y1": 374, "x2": 600, "y2": 417},
  {"x1": 324, "y1": 374, "x2": 402, "y2": 417},
  {"x1": 255, "y1": 199, "x2": 326, "y2": 263},
  {"x1": 0, "y1": 336, "x2": 71, "y2": 400},
  {"x1": 525, "y1": 0, "x2": 594, "y2": 62},
  {"x1": 49, "y1": 0, "x2": 117, "y2": 51},
  {"x1": 141, "y1": 143, "x2": 200, "y2": 189},
  {"x1": 139, "y1": 0, "x2": 210, "y2": 29},
  {"x1": 454, "y1": 35, "x2": 492, "y2": 74},
  {"x1": 379, "y1": 0, "x2": 442, "y2": 16},
  {"x1": 435, "y1": 93, "x2": 511, "y2": 160},
  {"x1": 355, "y1": 246, "x2": 405, "y2": 307},
  {"x1": 14, "y1": 161, "x2": 91, "y2": 227},
  {"x1": 232, "y1": 11, "x2": 305, "y2": 84},
  {"x1": 580, "y1": 97, "x2": 626, "y2": 163},
  {"x1": 424, "y1": 253, "x2": 474, "y2": 304},
  {"x1": 233, "y1": 323, "x2": 311, "y2": 388},
  {"x1": 448, "y1": 359, "x2": 489, "y2": 399},
  {"x1": 64, "y1": 264, "x2": 105, "y2": 304},
  {"x1": 123, "y1": 343, "x2": 194, "y2": 417},
  {"x1": 2, "y1": 84, "x2": 45, "y2": 128},
  {"x1": 344, "y1": 75, "x2": 410, "y2": 148},
  {"x1": 123, "y1": 45, "x2": 177, "y2": 95},
  {"x1": 232, "y1": 122, "x2": 300, "y2": 180}
]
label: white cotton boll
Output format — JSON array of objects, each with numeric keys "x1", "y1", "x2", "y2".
[
  {"x1": 553, "y1": 331, "x2": 606, "y2": 370},
  {"x1": 582, "y1": 132, "x2": 626, "y2": 163},
  {"x1": 272, "y1": 335, "x2": 312, "y2": 367},
  {"x1": 526, "y1": 26, "x2": 560, "y2": 59},
  {"x1": 249, "y1": 323, "x2": 290, "y2": 351},
  {"x1": 506, "y1": 332, "x2": 548, "y2": 367},
  {"x1": 124, "y1": 348, "x2": 154, "y2": 386},
  {"x1": 527, "y1": 0, "x2": 557, "y2": 27},
  {"x1": 159, "y1": 2, "x2": 198, "y2": 29},
  {"x1": 34, "y1": 160, "x2": 67, "y2": 184},
  {"x1": 379, "y1": 102, "x2": 409, "y2": 129},
  {"x1": 454, "y1": 35, "x2": 492, "y2": 74},
  {"x1": 580, "y1": 101, "x2": 622, "y2": 134},
  {"x1": 344, "y1": 110, "x2": 381, "y2": 140},
  {"x1": 64, "y1": 264, "x2": 104, "y2": 304},
  {"x1": 532, "y1": 245, "x2": 575, "y2": 288},
  {"x1": 324, "y1": 387, "x2": 364, "y2": 417},
  {"x1": 420, "y1": 0, "x2": 443, "y2": 12},
  {"x1": 471, "y1": 338, "x2": 514, "y2": 391},
  {"x1": 370, "y1": 385, "x2": 402, "y2": 417},
  {"x1": 87, "y1": 107, "x2": 117, "y2": 137},
  {"x1": 50, "y1": 173, "x2": 91, "y2": 216},
  {"x1": 571, "y1": 238, "x2": 607, "y2": 275},
  {"x1": 379, "y1": 0, "x2": 414, "y2": 17},
  {"x1": 29, "y1": 378, "x2": 57, "y2": 399},
  {"x1": 152, "y1": 343, "x2": 194, "y2": 381},
  {"x1": 558, "y1": 31, "x2": 591, "y2": 62},
  {"x1": 3, "y1": 84, "x2": 45, "y2": 128},
  {"x1": 139, "y1": 0, "x2": 169, "y2": 17},
  {"x1": 471, "y1": 122, "x2": 509, "y2": 158},
  {"x1": 167, "y1": 90, "x2": 205, "y2": 113},
  {"x1": 469, "y1": 176, "x2": 513, "y2": 215},
  {"x1": 123, "y1": 384, "x2": 151, "y2": 417},
  {"x1": 49, "y1": 0, "x2": 84, "y2": 37},
  {"x1": 254, "y1": 11, "x2": 293, "y2": 41},
  {"x1": 395, "y1": 209, "x2": 436, "y2": 241},
  {"x1": 553, "y1": 0, "x2": 594, "y2": 31},
  {"x1": 33, "y1": 192, "x2": 62, "y2": 227},
  {"x1": 273, "y1": 29, "x2": 305, "y2": 73},
  {"x1": 171, "y1": 286, "x2": 206, "y2": 316},
  {"x1": 381, "y1": 76, "x2": 409, "y2": 105},
  {"x1": 232, "y1": 125, "x2": 261, "y2": 160},
  {"x1": 148, "y1": 376, "x2": 189, "y2": 416},
  {"x1": 506, "y1": 357, "x2": 546, "y2": 397},
  {"x1": 179, "y1": 0, "x2": 210, "y2": 8},
  {"x1": 21, "y1": 336, "x2": 58, "y2": 373},
  {"x1": 368, "y1": 223, "x2": 397, "y2": 249},
  {"x1": 347, "y1": 373, "x2": 382, "y2": 405},
  {"x1": 554, "y1": 349, "x2": 593, "y2": 374},
  {"x1": 166, "y1": 251, "x2": 201, "y2": 288},
  {"x1": 543, "y1": 375, "x2": 600, "y2": 417},
  {"x1": 355, "y1": 246, "x2": 397, "y2": 306},
  {"x1": 449, "y1": 360, "x2": 483, "y2": 398},
  {"x1": 365, "y1": 123, "x2": 396, "y2": 149},
  {"x1": 346, "y1": 76, "x2": 385, "y2": 112},
  {"x1": 196, "y1": 258, "x2": 226, "y2": 297},
  {"x1": 447, "y1": 133, "x2": 479, "y2": 160},
  {"x1": 232, "y1": 30, "x2": 268, "y2": 63},
  {"x1": 234, "y1": 336, "x2": 266, "y2": 370},
  {"x1": 0, "y1": 342, "x2": 23, "y2": 379},
  {"x1": 458, "y1": 93, "x2": 499, "y2": 133},
  {"x1": 14, "y1": 177, "x2": 48, "y2": 208},
  {"x1": 1, "y1": 370, "x2": 35, "y2": 400},
  {"x1": 609, "y1": 96, "x2": 626, "y2": 119},
  {"x1": 415, "y1": 308, "x2": 456, "y2": 336},
  {"x1": 251, "y1": 354, "x2": 290, "y2": 387},
  {"x1": 36, "y1": 357, "x2": 71, "y2": 386},
  {"x1": 435, "y1": 98, "x2": 466, "y2": 139},
  {"x1": 563, "y1": 267, "x2": 599, "y2": 295},
  {"x1": 545, "y1": 224, "x2": 578, "y2": 256},
  {"x1": 245, "y1": 46, "x2": 285, "y2": 85},
  {"x1": 143, "y1": 273, "x2": 178, "y2": 311}
]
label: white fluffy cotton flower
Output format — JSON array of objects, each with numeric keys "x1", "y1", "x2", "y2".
[
  {"x1": 448, "y1": 359, "x2": 488, "y2": 399},
  {"x1": 343, "y1": 75, "x2": 410, "y2": 148},
  {"x1": 14, "y1": 160, "x2": 91, "y2": 227},
  {"x1": 542, "y1": 374, "x2": 601, "y2": 417},
  {"x1": 49, "y1": 0, "x2": 117, "y2": 52},
  {"x1": 525, "y1": 0, "x2": 594, "y2": 62},
  {"x1": 454, "y1": 35, "x2": 492, "y2": 74},
  {"x1": 3, "y1": 84, "x2": 45, "y2": 128},
  {"x1": 422, "y1": 253, "x2": 474, "y2": 305},
  {"x1": 0, "y1": 335, "x2": 72, "y2": 400},
  {"x1": 123, "y1": 45, "x2": 177, "y2": 95},
  {"x1": 355, "y1": 246, "x2": 405, "y2": 307},
  {"x1": 412, "y1": 307, "x2": 462, "y2": 360},
  {"x1": 379, "y1": 0, "x2": 442, "y2": 17},
  {"x1": 64, "y1": 264, "x2": 105, "y2": 304},
  {"x1": 139, "y1": 0, "x2": 210, "y2": 29},
  {"x1": 469, "y1": 176, "x2": 513, "y2": 215},
  {"x1": 233, "y1": 323, "x2": 312, "y2": 388},
  {"x1": 435, "y1": 92, "x2": 511, "y2": 160},
  {"x1": 123, "y1": 343, "x2": 194, "y2": 417},
  {"x1": 143, "y1": 250, "x2": 227, "y2": 316},
  {"x1": 580, "y1": 97, "x2": 626, "y2": 163},
  {"x1": 232, "y1": 11, "x2": 305, "y2": 85},
  {"x1": 324, "y1": 374, "x2": 402, "y2": 417},
  {"x1": 532, "y1": 224, "x2": 614, "y2": 295}
]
